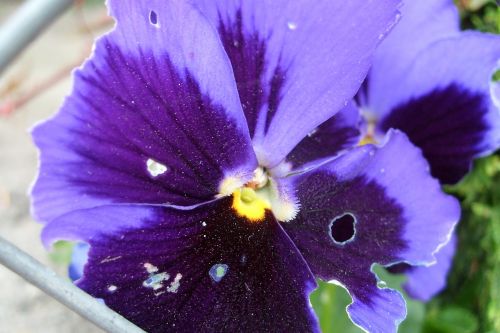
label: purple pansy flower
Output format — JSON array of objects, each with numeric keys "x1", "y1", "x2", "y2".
[
  {"x1": 348, "y1": 0, "x2": 500, "y2": 302},
  {"x1": 356, "y1": 0, "x2": 500, "y2": 185},
  {"x1": 31, "y1": 0, "x2": 460, "y2": 332}
]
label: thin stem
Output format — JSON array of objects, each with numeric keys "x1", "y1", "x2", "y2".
[
  {"x1": 0, "y1": 235, "x2": 145, "y2": 333},
  {"x1": 0, "y1": 0, "x2": 75, "y2": 74}
]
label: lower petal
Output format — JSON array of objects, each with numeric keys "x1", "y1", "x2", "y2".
[
  {"x1": 53, "y1": 199, "x2": 319, "y2": 332},
  {"x1": 283, "y1": 130, "x2": 459, "y2": 332}
]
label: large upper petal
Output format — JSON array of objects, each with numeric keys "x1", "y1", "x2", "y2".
[
  {"x1": 194, "y1": 0, "x2": 401, "y2": 167},
  {"x1": 366, "y1": 0, "x2": 460, "y2": 112},
  {"x1": 31, "y1": 0, "x2": 257, "y2": 224},
  {"x1": 44, "y1": 199, "x2": 319, "y2": 332},
  {"x1": 379, "y1": 33, "x2": 500, "y2": 183},
  {"x1": 282, "y1": 130, "x2": 460, "y2": 332}
]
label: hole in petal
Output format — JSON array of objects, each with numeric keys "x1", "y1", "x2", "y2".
[
  {"x1": 492, "y1": 68, "x2": 500, "y2": 82},
  {"x1": 149, "y1": 10, "x2": 159, "y2": 26},
  {"x1": 209, "y1": 263, "x2": 228, "y2": 282},
  {"x1": 329, "y1": 213, "x2": 356, "y2": 245}
]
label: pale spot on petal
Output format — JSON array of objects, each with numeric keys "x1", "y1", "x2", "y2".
[{"x1": 146, "y1": 158, "x2": 168, "y2": 177}]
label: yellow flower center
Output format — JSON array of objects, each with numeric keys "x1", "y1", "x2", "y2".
[{"x1": 231, "y1": 187, "x2": 270, "y2": 222}]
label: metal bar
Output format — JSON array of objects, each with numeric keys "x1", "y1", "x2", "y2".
[
  {"x1": 0, "y1": 235, "x2": 145, "y2": 333},
  {"x1": 0, "y1": 0, "x2": 75, "y2": 74}
]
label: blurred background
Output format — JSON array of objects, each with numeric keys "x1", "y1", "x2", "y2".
[{"x1": 0, "y1": 0, "x2": 498, "y2": 332}]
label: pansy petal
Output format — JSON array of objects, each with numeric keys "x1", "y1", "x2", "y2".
[
  {"x1": 31, "y1": 0, "x2": 257, "y2": 224},
  {"x1": 379, "y1": 33, "x2": 500, "y2": 183},
  {"x1": 402, "y1": 233, "x2": 457, "y2": 301},
  {"x1": 367, "y1": 0, "x2": 459, "y2": 112},
  {"x1": 48, "y1": 200, "x2": 318, "y2": 332},
  {"x1": 286, "y1": 102, "x2": 361, "y2": 169},
  {"x1": 194, "y1": 0, "x2": 401, "y2": 166},
  {"x1": 282, "y1": 130, "x2": 459, "y2": 332},
  {"x1": 68, "y1": 242, "x2": 90, "y2": 282}
]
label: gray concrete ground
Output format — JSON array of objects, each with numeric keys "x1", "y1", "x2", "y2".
[{"x1": 0, "y1": 2, "x2": 109, "y2": 332}]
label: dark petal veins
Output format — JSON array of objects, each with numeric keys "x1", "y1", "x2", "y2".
[
  {"x1": 282, "y1": 131, "x2": 459, "y2": 332},
  {"x1": 194, "y1": 0, "x2": 401, "y2": 167},
  {"x1": 74, "y1": 199, "x2": 318, "y2": 332},
  {"x1": 217, "y1": 9, "x2": 278, "y2": 137},
  {"x1": 31, "y1": 0, "x2": 257, "y2": 224},
  {"x1": 287, "y1": 102, "x2": 361, "y2": 169},
  {"x1": 381, "y1": 84, "x2": 491, "y2": 184}
]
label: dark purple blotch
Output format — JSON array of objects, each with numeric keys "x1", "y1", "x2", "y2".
[
  {"x1": 51, "y1": 40, "x2": 252, "y2": 206},
  {"x1": 78, "y1": 198, "x2": 318, "y2": 332},
  {"x1": 217, "y1": 10, "x2": 286, "y2": 137},
  {"x1": 287, "y1": 113, "x2": 360, "y2": 168},
  {"x1": 381, "y1": 83, "x2": 490, "y2": 184}
]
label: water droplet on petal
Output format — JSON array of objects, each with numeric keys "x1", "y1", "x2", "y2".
[
  {"x1": 287, "y1": 21, "x2": 297, "y2": 30},
  {"x1": 209, "y1": 264, "x2": 229, "y2": 282},
  {"x1": 107, "y1": 285, "x2": 118, "y2": 292}
]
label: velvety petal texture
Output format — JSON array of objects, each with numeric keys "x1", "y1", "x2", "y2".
[
  {"x1": 283, "y1": 130, "x2": 460, "y2": 332},
  {"x1": 194, "y1": 0, "x2": 401, "y2": 166},
  {"x1": 46, "y1": 199, "x2": 319, "y2": 332},
  {"x1": 31, "y1": 0, "x2": 257, "y2": 224}
]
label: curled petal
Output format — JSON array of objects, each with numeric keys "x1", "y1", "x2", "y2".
[{"x1": 401, "y1": 233, "x2": 457, "y2": 301}]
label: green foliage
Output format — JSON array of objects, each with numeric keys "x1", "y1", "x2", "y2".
[
  {"x1": 423, "y1": 306, "x2": 478, "y2": 333},
  {"x1": 311, "y1": 266, "x2": 427, "y2": 333},
  {"x1": 460, "y1": 1, "x2": 500, "y2": 33},
  {"x1": 48, "y1": 240, "x2": 74, "y2": 266},
  {"x1": 435, "y1": 154, "x2": 500, "y2": 333}
]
